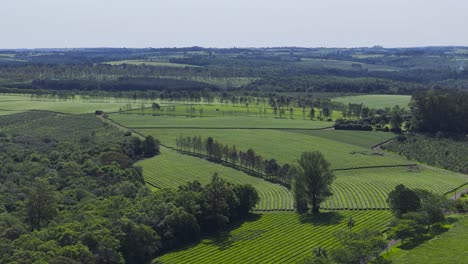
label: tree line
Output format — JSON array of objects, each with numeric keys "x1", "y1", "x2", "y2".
[{"x1": 176, "y1": 135, "x2": 293, "y2": 185}]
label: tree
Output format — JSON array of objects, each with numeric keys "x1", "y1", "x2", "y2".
[
  {"x1": 309, "y1": 108, "x2": 315, "y2": 120},
  {"x1": 202, "y1": 174, "x2": 232, "y2": 231},
  {"x1": 233, "y1": 184, "x2": 260, "y2": 218},
  {"x1": 387, "y1": 184, "x2": 421, "y2": 218},
  {"x1": 390, "y1": 105, "x2": 403, "y2": 131},
  {"x1": 118, "y1": 219, "x2": 160, "y2": 264},
  {"x1": 388, "y1": 219, "x2": 420, "y2": 244},
  {"x1": 25, "y1": 179, "x2": 58, "y2": 231},
  {"x1": 142, "y1": 136, "x2": 160, "y2": 157},
  {"x1": 330, "y1": 229, "x2": 386, "y2": 264},
  {"x1": 205, "y1": 137, "x2": 214, "y2": 157},
  {"x1": 291, "y1": 152, "x2": 335, "y2": 213}
]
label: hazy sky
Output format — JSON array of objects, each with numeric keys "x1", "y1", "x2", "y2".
[{"x1": 2, "y1": 0, "x2": 467, "y2": 49}]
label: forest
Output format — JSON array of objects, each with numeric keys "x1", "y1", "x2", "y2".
[{"x1": 0, "y1": 112, "x2": 259, "y2": 263}]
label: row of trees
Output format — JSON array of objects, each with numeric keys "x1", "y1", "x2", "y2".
[{"x1": 175, "y1": 136, "x2": 293, "y2": 184}]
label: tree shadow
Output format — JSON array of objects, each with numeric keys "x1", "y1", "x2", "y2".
[
  {"x1": 398, "y1": 217, "x2": 458, "y2": 250},
  {"x1": 299, "y1": 211, "x2": 345, "y2": 226},
  {"x1": 206, "y1": 214, "x2": 264, "y2": 250}
]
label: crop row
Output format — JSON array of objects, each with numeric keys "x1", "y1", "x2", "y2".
[
  {"x1": 159, "y1": 211, "x2": 392, "y2": 263},
  {"x1": 138, "y1": 148, "x2": 293, "y2": 211}
]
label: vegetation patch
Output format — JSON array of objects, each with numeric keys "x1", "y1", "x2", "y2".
[{"x1": 157, "y1": 211, "x2": 392, "y2": 263}]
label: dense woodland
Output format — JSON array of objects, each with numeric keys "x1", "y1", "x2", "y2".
[{"x1": 0, "y1": 112, "x2": 258, "y2": 263}]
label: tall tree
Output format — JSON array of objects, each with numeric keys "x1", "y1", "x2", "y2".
[
  {"x1": 387, "y1": 184, "x2": 421, "y2": 218},
  {"x1": 291, "y1": 151, "x2": 335, "y2": 213},
  {"x1": 25, "y1": 179, "x2": 58, "y2": 231}
]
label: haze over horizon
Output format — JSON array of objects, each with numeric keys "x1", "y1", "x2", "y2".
[{"x1": 2, "y1": 0, "x2": 468, "y2": 49}]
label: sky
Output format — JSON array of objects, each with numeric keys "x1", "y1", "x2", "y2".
[{"x1": 1, "y1": 0, "x2": 467, "y2": 49}]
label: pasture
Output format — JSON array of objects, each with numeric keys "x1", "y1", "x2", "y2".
[
  {"x1": 122, "y1": 103, "x2": 343, "y2": 120},
  {"x1": 136, "y1": 148, "x2": 293, "y2": 211},
  {"x1": 104, "y1": 59, "x2": 198, "y2": 68},
  {"x1": 133, "y1": 128, "x2": 409, "y2": 169},
  {"x1": 0, "y1": 94, "x2": 152, "y2": 114},
  {"x1": 389, "y1": 216, "x2": 468, "y2": 264},
  {"x1": 110, "y1": 114, "x2": 334, "y2": 129},
  {"x1": 286, "y1": 129, "x2": 396, "y2": 148},
  {"x1": 298, "y1": 58, "x2": 398, "y2": 72},
  {"x1": 332, "y1": 94, "x2": 411, "y2": 109},
  {"x1": 158, "y1": 211, "x2": 392, "y2": 264}
]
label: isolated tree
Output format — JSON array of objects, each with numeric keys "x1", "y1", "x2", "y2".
[
  {"x1": 25, "y1": 179, "x2": 58, "y2": 230},
  {"x1": 291, "y1": 151, "x2": 335, "y2": 213},
  {"x1": 387, "y1": 184, "x2": 421, "y2": 218}
]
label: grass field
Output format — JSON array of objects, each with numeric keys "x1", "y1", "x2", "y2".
[
  {"x1": 104, "y1": 60, "x2": 198, "y2": 67},
  {"x1": 0, "y1": 94, "x2": 152, "y2": 114},
  {"x1": 286, "y1": 129, "x2": 396, "y2": 149},
  {"x1": 137, "y1": 148, "x2": 293, "y2": 211},
  {"x1": 110, "y1": 115, "x2": 334, "y2": 129},
  {"x1": 298, "y1": 58, "x2": 398, "y2": 72},
  {"x1": 122, "y1": 103, "x2": 343, "y2": 120},
  {"x1": 389, "y1": 216, "x2": 468, "y2": 264},
  {"x1": 332, "y1": 95, "x2": 411, "y2": 109},
  {"x1": 158, "y1": 211, "x2": 392, "y2": 263},
  {"x1": 134, "y1": 128, "x2": 409, "y2": 169}
]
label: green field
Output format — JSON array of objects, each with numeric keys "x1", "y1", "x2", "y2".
[
  {"x1": 104, "y1": 60, "x2": 198, "y2": 67},
  {"x1": 390, "y1": 216, "x2": 468, "y2": 263},
  {"x1": 134, "y1": 128, "x2": 408, "y2": 169},
  {"x1": 298, "y1": 58, "x2": 398, "y2": 72},
  {"x1": 332, "y1": 95, "x2": 411, "y2": 109},
  {"x1": 137, "y1": 148, "x2": 293, "y2": 211},
  {"x1": 286, "y1": 129, "x2": 396, "y2": 148},
  {"x1": 122, "y1": 103, "x2": 343, "y2": 120},
  {"x1": 158, "y1": 211, "x2": 392, "y2": 263},
  {"x1": 0, "y1": 94, "x2": 152, "y2": 114},
  {"x1": 324, "y1": 167, "x2": 468, "y2": 210},
  {"x1": 110, "y1": 115, "x2": 334, "y2": 129}
]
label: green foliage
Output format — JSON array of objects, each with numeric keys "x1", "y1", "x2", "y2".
[
  {"x1": 333, "y1": 95, "x2": 411, "y2": 110},
  {"x1": 410, "y1": 90, "x2": 468, "y2": 133},
  {"x1": 330, "y1": 229, "x2": 387, "y2": 264},
  {"x1": 136, "y1": 149, "x2": 292, "y2": 211},
  {"x1": 142, "y1": 135, "x2": 160, "y2": 157},
  {"x1": 136, "y1": 128, "x2": 408, "y2": 169},
  {"x1": 292, "y1": 151, "x2": 335, "y2": 213},
  {"x1": 390, "y1": 216, "x2": 468, "y2": 263},
  {"x1": 25, "y1": 179, "x2": 59, "y2": 231},
  {"x1": 387, "y1": 184, "x2": 421, "y2": 218},
  {"x1": 159, "y1": 211, "x2": 392, "y2": 263}
]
